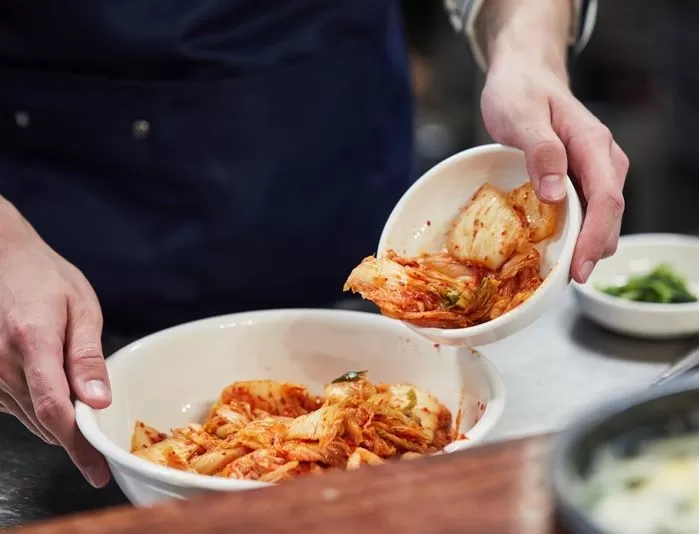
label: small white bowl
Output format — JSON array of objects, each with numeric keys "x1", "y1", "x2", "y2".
[
  {"x1": 75, "y1": 309, "x2": 505, "y2": 506},
  {"x1": 573, "y1": 233, "x2": 699, "y2": 339},
  {"x1": 377, "y1": 143, "x2": 583, "y2": 347}
]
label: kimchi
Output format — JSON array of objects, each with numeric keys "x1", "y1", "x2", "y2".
[
  {"x1": 344, "y1": 182, "x2": 560, "y2": 328},
  {"x1": 131, "y1": 372, "x2": 462, "y2": 483}
]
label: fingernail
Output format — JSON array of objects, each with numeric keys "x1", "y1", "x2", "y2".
[
  {"x1": 84, "y1": 380, "x2": 108, "y2": 400},
  {"x1": 539, "y1": 175, "x2": 567, "y2": 201},
  {"x1": 580, "y1": 260, "x2": 595, "y2": 283}
]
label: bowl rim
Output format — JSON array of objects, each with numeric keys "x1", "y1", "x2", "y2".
[
  {"x1": 551, "y1": 376, "x2": 699, "y2": 534},
  {"x1": 572, "y1": 233, "x2": 699, "y2": 313},
  {"x1": 75, "y1": 308, "x2": 506, "y2": 491},
  {"x1": 377, "y1": 143, "x2": 583, "y2": 342}
]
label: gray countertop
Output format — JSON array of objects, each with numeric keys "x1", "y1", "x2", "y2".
[{"x1": 484, "y1": 288, "x2": 698, "y2": 442}]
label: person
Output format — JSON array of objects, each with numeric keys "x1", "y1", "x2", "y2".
[{"x1": 0, "y1": 0, "x2": 625, "y2": 488}]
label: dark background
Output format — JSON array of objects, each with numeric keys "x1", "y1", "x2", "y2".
[{"x1": 404, "y1": 0, "x2": 698, "y2": 236}]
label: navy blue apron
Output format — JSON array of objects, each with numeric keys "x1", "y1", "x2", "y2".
[{"x1": 0, "y1": 1, "x2": 413, "y2": 337}]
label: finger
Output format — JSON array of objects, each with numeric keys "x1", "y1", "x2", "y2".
[
  {"x1": 65, "y1": 297, "x2": 110, "y2": 409},
  {"x1": 509, "y1": 115, "x2": 569, "y2": 204},
  {"x1": 551, "y1": 98, "x2": 627, "y2": 280},
  {"x1": 0, "y1": 356, "x2": 58, "y2": 444},
  {"x1": 62, "y1": 297, "x2": 113, "y2": 487},
  {"x1": 15, "y1": 318, "x2": 109, "y2": 487},
  {"x1": 61, "y1": 422, "x2": 112, "y2": 488},
  {"x1": 567, "y1": 132, "x2": 625, "y2": 283},
  {"x1": 7, "y1": 388, "x2": 58, "y2": 445},
  {"x1": 602, "y1": 217, "x2": 622, "y2": 259},
  {"x1": 599, "y1": 143, "x2": 629, "y2": 259},
  {"x1": 0, "y1": 389, "x2": 55, "y2": 444},
  {"x1": 600, "y1": 142, "x2": 629, "y2": 259},
  {"x1": 611, "y1": 141, "x2": 631, "y2": 185},
  {"x1": 25, "y1": 350, "x2": 110, "y2": 486}
]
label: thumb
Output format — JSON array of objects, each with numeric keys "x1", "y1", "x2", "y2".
[
  {"x1": 514, "y1": 122, "x2": 569, "y2": 204},
  {"x1": 65, "y1": 300, "x2": 111, "y2": 409}
]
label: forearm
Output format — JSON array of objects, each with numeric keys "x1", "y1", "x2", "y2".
[{"x1": 476, "y1": 0, "x2": 572, "y2": 76}]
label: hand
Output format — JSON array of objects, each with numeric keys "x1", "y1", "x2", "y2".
[
  {"x1": 480, "y1": 56, "x2": 629, "y2": 283},
  {"x1": 0, "y1": 200, "x2": 111, "y2": 487}
]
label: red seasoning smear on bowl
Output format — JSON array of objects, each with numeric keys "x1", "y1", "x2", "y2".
[{"x1": 344, "y1": 182, "x2": 560, "y2": 329}]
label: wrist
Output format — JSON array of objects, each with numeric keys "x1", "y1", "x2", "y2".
[
  {"x1": 489, "y1": 35, "x2": 568, "y2": 83},
  {"x1": 478, "y1": 0, "x2": 570, "y2": 77}
]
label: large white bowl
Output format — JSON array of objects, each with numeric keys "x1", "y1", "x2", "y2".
[
  {"x1": 378, "y1": 143, "x2": 583, "y2": 347},
  {"x1": 75, "y1": 309, "x2": 505, "y2": 506},
  {"x1": 573, "y1": 233, "x2": 699, "y2": 339}
]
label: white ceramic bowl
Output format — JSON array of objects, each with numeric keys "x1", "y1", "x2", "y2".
[
  {"x1": 378, "y1": 143, "x2": 583, "y2": 347},
  {"x1": 75, "y1": 309, "x2": 505, "y2": 506},
  {"x1": 573, "y1": 233, "x2": 699, "y2": 339}
]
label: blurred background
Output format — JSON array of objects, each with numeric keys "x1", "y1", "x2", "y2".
[{"x1": 402, "y1": 0, "x2": 697, "y2": 236}]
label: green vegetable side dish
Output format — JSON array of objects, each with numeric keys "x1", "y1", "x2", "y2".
[{"x1": 597, "y1": 264, "x2": 697, "y2": 304}]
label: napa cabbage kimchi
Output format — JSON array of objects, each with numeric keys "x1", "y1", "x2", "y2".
[
  {"x1": 344, "y1": 182, "x2": 560, "y2": 328},
  {"x1": 131, "y1": 373, "x2": 462, "y2": 483}
]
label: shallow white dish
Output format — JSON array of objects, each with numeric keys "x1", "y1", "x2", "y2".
[
  {"x1": 572, "y1": 233, "x2": 699, "y2": 339},
  {"x1": 75, "y1": 309, "x2": 505, "y2": 506},
  {"x1": 377, "y1": 143, "x2": 583, "y2": 347}
]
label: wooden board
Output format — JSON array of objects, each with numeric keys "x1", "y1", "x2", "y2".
[{"x1": 6, "y1": 434, "x2": 570, "y2": 534}]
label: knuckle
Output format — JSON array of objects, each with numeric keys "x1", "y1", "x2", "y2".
[
  {"x1": 70, "y1": 343, "x2": 105, "y2": 370},
  {"x1": 6, "y1": 318, "x2": 37, "y2": 351},
  {"x1": 594, "y1": 125, "x2": 614, "y2": 146},
  {"x1": 532, "y1": 138, "x2": 565, "y2": 158},
  {"x1": 531, "y1": 138, "x2": 566, "y2": 170},
  {"x1": 71, "y1": 300, "x2": 103, "y2": 331},
  {"x1": 570, "y1": 124, "x2": 612, "y2": 154},
  {"x1": 618, "y1": 151, "x2": 630, "y2": 174},
  {"x1": 64, "y1": 262, "x2": 88, "y2": 282},
  {"x1": 33, "y1": 394, "x2": 67, "y2": 427},
  {"x1": 602, "y1": 249, "x2": 615, "y2": 260},
  {"x1": 603, "y1": 240, "x2": 619, "y2": 258},
  {"x1": 24, "y1": 364, "x2": 51, "y2": 392},
  {"x1": 602, "y1": 190, "x2": 626, "y2": 219}
]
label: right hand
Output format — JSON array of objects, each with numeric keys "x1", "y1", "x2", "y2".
[
  {"x1": 0, "y1": 199, "x2": 112, "y2": 487},
  {"x1": 481, "y1": 60, "x2": 628, "y2": 284}
]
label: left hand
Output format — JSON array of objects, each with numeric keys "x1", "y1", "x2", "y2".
[{"x1": 480, "y1": 55, "x2": 629, "y2": 284}]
